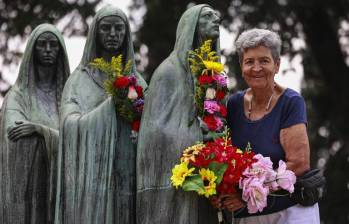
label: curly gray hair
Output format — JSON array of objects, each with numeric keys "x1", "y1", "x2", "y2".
[{"x1": 235, "y1": 28, "x2": 281, "y2": 64}]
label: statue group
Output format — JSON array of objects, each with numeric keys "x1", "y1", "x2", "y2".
[{"x1": 0, "y1": 4, "x2": 221, "y2": 224}]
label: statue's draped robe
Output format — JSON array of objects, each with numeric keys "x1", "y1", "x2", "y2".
[
  {"x1": 0, "y1": 24, "x2": 70, "y2": 224},
  {"x1": 136, "y1": 4, "x2": 219, "y2": 224},
  {"x1": 54, "y1": 6, "x2": 147, "y2": 224}
]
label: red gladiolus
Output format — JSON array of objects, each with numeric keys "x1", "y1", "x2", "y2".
[
  {"x1": 216, "y1": 90, "x2": 226, "y2": 100},
  {"x1": 220, "y1": 105, "x2": 227, "y2": 117},
  {"x1": 114, "y1": 76, "x2": 130, "y2": 88},
  {"x1": 135, "y1": 85, "x2": 143, "y2": 98},
  {"x1": 198, "y1": 75, "x2": 214, "y2": 85},
  {"x1": 132, "y1": 120, "x2": 141, "y2": 132}
]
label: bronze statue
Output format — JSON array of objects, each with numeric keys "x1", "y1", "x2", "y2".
[
  {"x1": 0, "y1": 24, "x2": 70, "y2": 224},
  {"x1": 54, "y1": 6, "x2": 147, "y2": 224},
  {"x1": 136, "y1": 4, "x2": 221, "y2": 224}
]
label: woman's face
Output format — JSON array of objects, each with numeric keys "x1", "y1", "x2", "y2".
[
  {"x1": 241, "y1": 45, "x2": 280, "y2": 90},
  {"x1": 197, "y1": 7, "x2": 220, "y2": 41},
  {"x1": 97, "y1": 16, "x2": 126, "y2": 53},
  {"x1": 35, "y1": 32, "x2": 60, "y2": 67}
]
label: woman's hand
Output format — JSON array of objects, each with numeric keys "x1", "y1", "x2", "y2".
[
  {"x1": 209, "y1": 195, "x2": 223, "y2": 209},
  {"x1": 7, "y1": 120, "x2": 42, "y2": 141},
  {"x1": 221, "y1": 193, "x2": 245, "y2": 212}
]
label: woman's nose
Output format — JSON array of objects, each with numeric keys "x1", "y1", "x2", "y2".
[{"x1": 252, "y1": 63, "x2": 262, "y2": 72}]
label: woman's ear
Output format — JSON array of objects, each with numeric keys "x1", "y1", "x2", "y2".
[{"x1": 275, "y1": 58, "x2": 281, "y2": 73}]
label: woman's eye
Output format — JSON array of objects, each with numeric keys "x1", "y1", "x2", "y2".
[{"x1": 261, "y1": 59, "x2": 269, "y2": 65}]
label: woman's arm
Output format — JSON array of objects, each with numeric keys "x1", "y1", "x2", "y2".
[{"x1": 280, "y1": 123, "x2": 310, "y2": 176}]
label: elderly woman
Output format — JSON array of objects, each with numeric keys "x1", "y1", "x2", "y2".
[{"x1": 218, "y1": 29, "x2": 320, "y2": 223}]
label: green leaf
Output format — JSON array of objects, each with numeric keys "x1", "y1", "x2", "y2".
[
  {"x1": 207, "y1": 131, "x2": 224, "y2": 140},
  {"x1": 182, "y1": 175, "x2": 205, "y2": 192},
  {"x1": 208, "y1": 161, "x2": 228, "y2": 184}
]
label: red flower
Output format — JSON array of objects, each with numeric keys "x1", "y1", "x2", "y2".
[
  {"x1": 216, "y1": 90, "x2": 226, "y2": 100},
  {"x1": 114, "y1": 76, "x2": 130, "y2": 88},
  {"x1": 203, "y1": 114, "x2": 218, "y2": 131},
  {"x1": 203, "y1": 115, "x2": 222, "y2": 131},
  {"x1": 219, "y1": 105, "x2": 227, "y2": 117},
  {"x1": 135, "y1": 85, "x2": 143, "y2": 98},
  {"x1": 198, "y1": 75, "x2": 214, "y2": 85},
  {"x1": 132, "y1": 120, "x2": 141, "y2": 132}
]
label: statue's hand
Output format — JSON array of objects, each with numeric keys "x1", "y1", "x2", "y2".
[
  {"x1": 198, "y1": 117, "x2": 209, "y2": 133},
  {"x1": 130, "y1": 130, "x2": 138, "y2": 144},
  {"x1": 198, "y1": 117, "x2": 213, "y2": 142},
  {"x1": 203, "y1": 133, "x2": 214, "y2": 143},
  {"x1": 7, "y1": 120, "x2": 42, "y2": 141}
]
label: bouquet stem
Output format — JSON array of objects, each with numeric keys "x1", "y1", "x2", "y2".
[
  {"x1": 217, "y1": 209, "x2": 223, "y2": 223},
  {"x1": 217, "y1": 209, "x2": 234, "y2": 224}
]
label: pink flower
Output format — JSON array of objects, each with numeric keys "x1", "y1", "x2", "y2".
[
  {"x1": 276, "y1": 160, "x2": 296, "y2": 193},
  {"x1": 241, "y1": 178, "x2": 269, "y2": 214},
  {"x1": 213, "y1": 74, "x2": 227, "y2": 87},
  {"x1": 203, "y1": 115, "x2": 223, "y2": 131},
  {"x1": 204, "y1": 100, "x2": 220, "y2": 114},
  {"x1": 215, "y1": 116, "x2": 223, "y2": 130},
  {"x1": 243, "y1": 154, "x2": 274, "y2": 181},
  {"x1": 264, "y1": 169, "x2": 278, "y2": 191},
  {"x1": 128, "y1": 74, "x2": 137, "y2": 85}
]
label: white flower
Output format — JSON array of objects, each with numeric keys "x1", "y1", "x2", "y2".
[
  {"x1": 205, "y1": 88, "x2": 216, "y2": 100},
  {"x1": 127, "y1": 86, "x2": 138, "y2": 100}
]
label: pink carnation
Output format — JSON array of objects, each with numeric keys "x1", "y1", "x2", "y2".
[
  {"x1": 204, "y1": 100, "x2": 220, "y2": 114},
  {"x1": 213, "y1": 74, "x2": 228, "y2": 87},
  {"x1": 214, "y1": 116, "x2": 224, "y2": 130}
]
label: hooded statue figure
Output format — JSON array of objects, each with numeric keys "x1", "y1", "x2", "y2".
[
  {"x1": 136, "y1": 4, "x2": 222, "y2": 224},
  {"x1": 0, "y1": 24, "x2": 70, "y2": 223},
  {"x1": 54, "y1": 6, "x2": 147, "y2": 224}
]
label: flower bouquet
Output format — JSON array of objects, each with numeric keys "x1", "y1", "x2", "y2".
[
  {"x1": 90, "y1": 55, "x2": 144, "y2": 136},
  {"x1": 171, "y1": 131, "x2": 297, "y2": 214},
  {"x1": 188, "y1": 40, "x2": 228, "y2": 138}
]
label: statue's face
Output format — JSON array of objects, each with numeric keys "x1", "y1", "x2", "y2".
[
  {"x1": 35, "y1": 32, "x2": 60, "y2": 66},
  {"x1": 198, "y1": 7, "x2": 220, "y2": 41},
  {"x1": 97, "y1": 16, "x2": 126, "y2": 53}
]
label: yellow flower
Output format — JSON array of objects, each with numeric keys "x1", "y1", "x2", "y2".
[
  {"x1": 203, "y1": 61, "x2": 224, "y2": 73},
  {"x1": 171, "y1": 162, "x2": 195, "y2": 189},
  {"x1": 181, "y1": 143, "x2": 205, "y2": 163},
  {"x1": 198, "y1": 168, "x2": 217, "y2": 198}
]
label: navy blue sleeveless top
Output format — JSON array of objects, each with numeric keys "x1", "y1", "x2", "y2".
[{"x1": 227, "y1": 88, "x2": 307, "y2": 218}]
